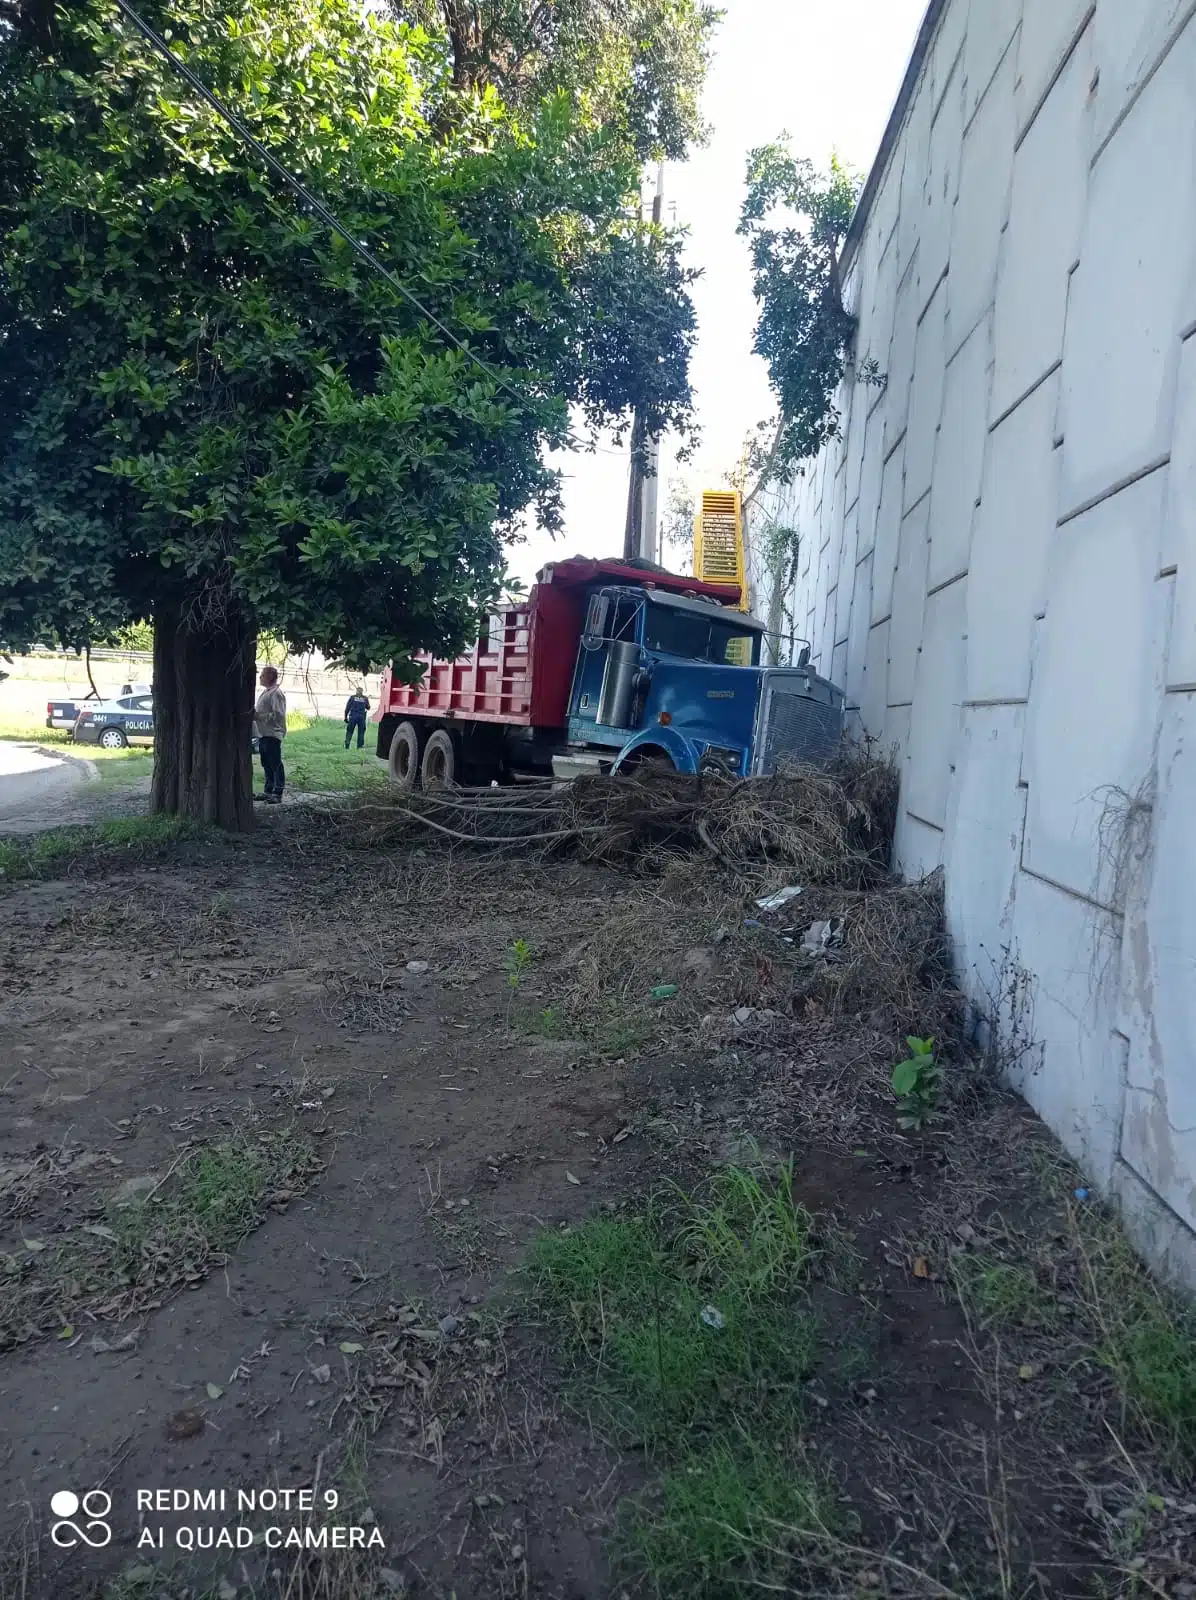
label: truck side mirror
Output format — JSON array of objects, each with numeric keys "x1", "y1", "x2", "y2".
[{"x1": 582, "y1": 593, "x2": 610, "y2": 649}]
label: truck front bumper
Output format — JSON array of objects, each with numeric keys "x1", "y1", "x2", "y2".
[{"x1": 551, "y1": 751, "x2": 607, "y2": 782}]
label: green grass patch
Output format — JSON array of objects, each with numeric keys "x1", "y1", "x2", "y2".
[
  {"x1": 276, "y1": 713, "x2": 387, "y2": 795},
  {"x1": 0, "y1": 814, "x2": 206, "y2": 882},
  {"x1": 0, "y1": 717, "x2": 152, "y2": 767},
  {"x1": 952, "y1": 1253, "x2": 1051, "y2": 1332},
  {"x1": 1, "y1": 1132, "x2": 322, "y2": 1352},
  {"x1": 528, "y1": 1158, "x2": 842, "y2": 1596}
]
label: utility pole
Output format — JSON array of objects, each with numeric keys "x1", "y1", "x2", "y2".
[{"x1": 623, "y1": 161, "x2": 666, "y2": 563}]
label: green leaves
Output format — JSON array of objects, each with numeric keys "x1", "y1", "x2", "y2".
[
  {"x1": 0, "y1": 0, "x2": 698, "y2": 686},
  {"x1": 738, "y1": 141, "x2": 863, "y2": 496},
  {"x1": 890, "y1": 1037, "x2": 941, "y2": 1131}
]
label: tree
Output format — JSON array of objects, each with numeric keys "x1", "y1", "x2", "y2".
[
  {"x1": 390, "y1": 0, "x2": 720, "y2": 159},
  {"x1": 737, "y1": 141, "x2": 862, "y2": 508},
  {"x1": 0, "y1": 0, "x2": 699, "y2": 827}
]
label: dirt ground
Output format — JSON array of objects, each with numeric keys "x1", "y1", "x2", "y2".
[{"x1": 0, "y1": 795, "x2": 1192, "y2": 1600}]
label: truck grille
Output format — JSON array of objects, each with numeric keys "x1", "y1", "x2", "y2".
[{"x1": 759, "y1": 686, "x2": 843, "y2": 770}]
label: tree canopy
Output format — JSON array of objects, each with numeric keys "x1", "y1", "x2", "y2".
[
  {"x1": 390, "y1": 0, "x2": 720, "y2": 159},
  {"x1": 0, "y1": 0, "x2": 704, "y2": 822},
  {"x1": 737, "y1": 140, "x2": 861, "y2": 502}
]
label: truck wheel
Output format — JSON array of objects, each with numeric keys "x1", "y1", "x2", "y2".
[
  {"x1": 421, "y1": 729, "x2": 457, "y2": 788},
  {"x1": 388, "y1": 721, "x2": 421, "y2": 790},
  {"x1": 98, "y1": 726, "x2": 128, "y2": 750}
]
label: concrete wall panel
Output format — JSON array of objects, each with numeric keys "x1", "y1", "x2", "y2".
[
  {"x1": 1022, "y1": 470, "x2": 1169, "y2": 904},
  {"x1": 1008, "y1": 869, "x2": 1123, "y2": 1185},
  {"x1": 845, "y1": 553, "x2": 873, "y2": 705},
  {"x1": 855, "y1": 399, "x2": 886, "y2": 558},
  {"x1": 1162, "y1": 335, "x2": 1196, "y2": 690},
  {"x1": 860, "y1": 618, "x2": 890, "y2": 733},
  {"x1": 1119, "y1": 694, "x2": 1196, "y2": 1233},
  {"x1": 895, "y1": 808, "x2": 944, "y2": 879},
  {"x1": 962, "y1": 0, "x2": 1021, "y2": 119},
  {"x1": 904, "y1": 282, "x2": 947, "y2": 510},
  {"x1": 1092, "y1": 0, "x2": 1196, "y2": 151},
  {"x1": 1058, "y1": 24, "x2": 1196, "y2": 514},
  {"x1": 949, "y1": 47, "x2": 1017, "y2": 353},
  {"x1": 905, "y1": 576, "x2": 967, "y2": 828},
  {"x1": 885, "y1": 259, "x2": 921, "y2": 450},
  {"x1": 967, "y1": 375, "x2": 1059, "y2": 703},
  {"x1": 1015, "y1": 0, "x2": 1094, "y2": 129},
  {"x1": 992, "y1": 25, "x2": 1094, "y2": 421},
  {"x1": 887, "y1": 500, "x2": 931, "y2": 705},
  {"x1": 943, "y1": 703, "x2": 1028, "y2": 994},
  {"x1": 919, "y1": 54, "x2": 965, "y2": 300},
  {"x1": 928, "y1": 316, "x2": 991, "y2": 589},
  {"x1": 872, "y1": 446, "x2": 905, "y2": 623}
]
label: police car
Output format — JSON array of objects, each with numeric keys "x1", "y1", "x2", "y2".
[{"x1": 72, "y1": 692, "x2": 155, "y2": 749}]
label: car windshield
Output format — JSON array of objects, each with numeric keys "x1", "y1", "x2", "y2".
[{"x1": 643, "y1": 602, "x2": 758, "y2": 665}]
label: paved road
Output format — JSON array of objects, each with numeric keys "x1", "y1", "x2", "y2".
[{"x1": 0, "y1": 741, "x2": 90, "y2": 824}]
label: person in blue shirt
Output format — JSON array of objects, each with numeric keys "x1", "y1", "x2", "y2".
[{"x1": 344, "y1": 687, "x2": 370, "y2": 750}]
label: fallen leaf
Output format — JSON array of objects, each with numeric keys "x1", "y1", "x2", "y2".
[
  {"x1": 912, "y1": 1257, "x2": 930, "y2": 1278},
  {"x1": 206, "y1": 1382, "x2": 224, "y2": 1400},
  {"x1": 612, "y1": 1127, "x2": 632, "y2": 1143},
  {"x1": 82, "y1": 1224, "x2": 118, "y2": 1241},
  {"x1": 22, "y1": 1239, "x2": 46, "y2": 1252},
  {"x1": 1018, "y1": 1363, "x2": 1039, "y2": 1381},
  {"x1": 57, "y1": 1325, "x2": 74, "y2": 1340},
  {"x1": 565, "y1": 1171, "x2": 581, "y2": 1186},
  {"x1": 339, "y1": 1342, "x2": 364, "y2": 1354},
  {"x1": 310, "y1": 1363, "x2": 332, "y2": 1384}
]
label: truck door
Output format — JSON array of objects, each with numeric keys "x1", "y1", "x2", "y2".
[{"x1": 569, "y1": 589, "x2": 644, "y2": 741}]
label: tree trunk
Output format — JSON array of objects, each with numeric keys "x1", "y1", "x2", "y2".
[{"x1": 151, "y1": 601, "x2": 255, "y2": 832}]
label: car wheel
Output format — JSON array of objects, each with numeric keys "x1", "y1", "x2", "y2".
[
  {"x1": 420, "y1": 728, "x2": 457, "y2": 788},
  {"x1": 388, "y1": 721, "x2": 422, "y2": 790},
  {"x1": 98, "y1": 726, "x2": 128, "y2": 750}
]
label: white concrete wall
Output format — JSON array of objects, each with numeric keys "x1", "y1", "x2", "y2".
[{"x1": 750, "y1": 0, "x2": 1196, "y2": 1284}]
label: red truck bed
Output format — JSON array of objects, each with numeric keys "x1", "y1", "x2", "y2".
[{"x1": 379, "y1": 557, "x2": 741, "y2": 729}]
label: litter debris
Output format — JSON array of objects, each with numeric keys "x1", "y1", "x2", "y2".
[
  {"x1": 437, "y1": 1315, "x2": 461, "y2": 1337},
  {"x1": 565, "y1": 1171, "x2": 582, "y2": 1185},
  {"x1": 700, "y1": 1305, "x2": 725, "y2": 1330},
  {"x1": 1074, "y1": 1187, "x2": 1090, "y2": 1202},
  {"x1": 650, "y1": 984, "x2": 678, "y2": 1000},
  {"x1": 90, "y1": 1331, "x2": 139, "y2": 1354},
  {"x1": 111, "y1": 1173, "x2": 160, "y2": 1206},
  {"x1": 405, "y1": 960, "x2": 430, "y2": 974},
  {"x1": 755, "y1": 885, "x2": 804, "y2": 913},
  {"x1": 310, "y1": 1363, "x2": 332, "y2": 1385},
  {"x1": 742, "y1": 917, "x2": 764, "y2": 930},
  {"x1": 800, "y1": 918, "x2": 844, "y2": 955},
  {"x1": 732, "y1": 1006, "x2": 756, "y2": 1027},
  {"x1": 165, "y1": 1409, "x2": 205, "y2": 1442},
  {"x1": 205, "y1": 1382, "x2": 224, "y2": 1400}
]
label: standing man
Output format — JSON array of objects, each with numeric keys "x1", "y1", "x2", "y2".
[
  {"x1": 253, "y1": 665, "x2": 287, "y2": 804},
  {"x1": 343, "y1": 685, "x2": 370, "y2": 750}
]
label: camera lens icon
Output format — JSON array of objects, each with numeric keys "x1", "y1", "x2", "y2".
[{"x1": 50, "y1": 1489, "x2": 112, "y2": 1549}]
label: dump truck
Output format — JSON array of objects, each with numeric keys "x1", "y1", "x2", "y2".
[{"x1": 374, "y1": 556, "x2": 844, "y2": 787}]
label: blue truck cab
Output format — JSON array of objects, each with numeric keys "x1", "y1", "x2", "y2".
[{"x1": 552, "y1": 583, "x2": 845, "y2": 780}]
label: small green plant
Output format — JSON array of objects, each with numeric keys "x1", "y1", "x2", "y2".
[
  {"x1": 504, "y1": 938, "x2": 533, "y2": 990},
  {"x1": 890, "y1": 1035, "x2": 941, "y2": 1130}
]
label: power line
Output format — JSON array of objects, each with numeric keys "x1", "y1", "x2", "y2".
[{"x1": 109, "y1": 0, "x2": 528, "y2": 408}]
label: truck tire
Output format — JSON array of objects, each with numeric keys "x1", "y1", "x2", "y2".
[
  {"x1": 388, "y1": 721, "x2": 421, "y2": 789},
  {"x1": 420, "y1": 728, "x2": 457, "y2": 788}
]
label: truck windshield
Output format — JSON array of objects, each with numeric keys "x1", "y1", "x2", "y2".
[{"x1": 643, "y1": 603, "x2": 758, "y2": 665}]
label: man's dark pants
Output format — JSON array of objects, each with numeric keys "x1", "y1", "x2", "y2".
[
  {"x1": 259, "y1": 736, "x2": 285, "y2": 797},
  {"x1": 345, "y1": 716, "x2": 366, "y2": 750}
]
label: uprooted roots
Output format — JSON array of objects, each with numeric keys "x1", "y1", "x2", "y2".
[{"x1": 331, "y1": 747, "x2": 900, "y2": 888}]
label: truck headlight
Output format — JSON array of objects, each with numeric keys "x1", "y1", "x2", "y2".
[{"x1": 699, "y1": 745, "x2": 742, "y2": 775}]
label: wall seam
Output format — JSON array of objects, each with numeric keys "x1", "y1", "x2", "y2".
[
  {"x1": 927, "y1": 569, "x2": 968, "y2": 598},
  {"x1": 990, "y1": 361, "x2": 1062, "y2": 432},
  {"x1": 962, "y1": 20, "x2": 1021, "y2": 141},
  {"x1": 1018, "y1": 862, "x2": 1123, "y2": 919},
  {"x1": 1057, "y1": 455, "x2": 1170, "y2": 526},
  {"x1": 1091, "y1": 0, "x2": 1196, "y2": 169},
  {"x1": 1014, "y1": 4, "x2": 1097, "y2": 152}
]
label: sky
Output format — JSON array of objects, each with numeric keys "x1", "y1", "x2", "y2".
[{"x1": 510, "y1": 0, "x2": 928, "y2": 587}]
